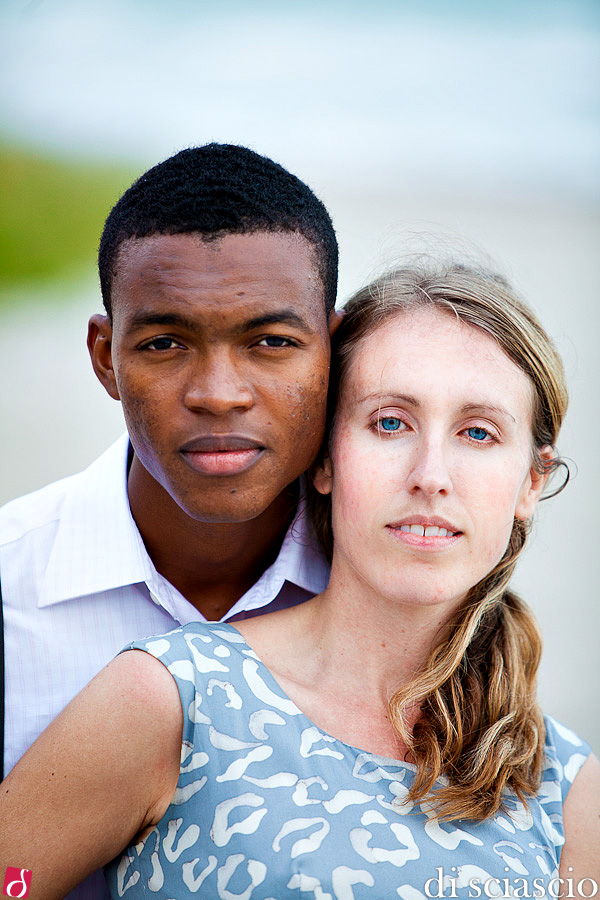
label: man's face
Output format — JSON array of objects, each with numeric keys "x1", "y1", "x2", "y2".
[{"x1": 89, "y1": 231, "x2": 336, "y2": 523}]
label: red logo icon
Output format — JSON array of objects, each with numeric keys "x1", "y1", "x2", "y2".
[{"x1": 3, "y1": 868, "x2": 32, "y2": 899}]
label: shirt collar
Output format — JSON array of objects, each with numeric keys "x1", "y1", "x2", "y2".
[
  {"x1": 39, "y1": 434, "x2": 148, "y2": 607},
  {"x1": 38, "y1": 437, "x2": 329, "y2": 611},
  {"x1": 265, "y1": 488, "x2": 328, "y2": 596},
  {"x1": 225, "y1": 485, "x2": 329, "y2": 618}
]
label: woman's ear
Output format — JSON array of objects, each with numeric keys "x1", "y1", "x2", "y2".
[
  {"x1": 515, "y1": 445, "x2": 554, "y2": 520},
  {"x1": 328, "y1": 308, "x2": 344, "y2": 337},
  {"x1": 313, "y1": 455, "x2": 333, "y2": 496}
]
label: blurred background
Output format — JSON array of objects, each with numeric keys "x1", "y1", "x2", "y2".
[{"x1": 1, "y1": 0, "x2": 598, "y2": 748}]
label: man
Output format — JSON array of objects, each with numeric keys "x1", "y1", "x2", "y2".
[{"x1": 0, "y1": 143, "x2": 339, "y2": 899}]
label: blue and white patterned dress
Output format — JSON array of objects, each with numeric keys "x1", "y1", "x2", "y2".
[{"x1": 105, "y1": 623, "x2": 591, "y2": 900}]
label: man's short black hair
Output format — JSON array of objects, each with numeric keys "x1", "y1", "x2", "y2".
[{"x1": 99, "y1": 143, "x2": 338, "y2": 318}]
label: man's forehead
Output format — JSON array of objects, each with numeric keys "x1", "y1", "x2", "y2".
[
  {"x1": 113, "y1": 230, "x2": 321, "y2": 283},
  {"x1": 111, "y1": 230, "x2": 327, "y2": 328}
]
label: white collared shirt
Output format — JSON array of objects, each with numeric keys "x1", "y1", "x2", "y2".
[{"x1": 0, "y1": 433, "x2": 330, "y2": 778}]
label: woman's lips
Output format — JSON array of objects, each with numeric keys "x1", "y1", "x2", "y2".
[
  {"x1": 179, "y1": 435, "x2": 265, "y2": 476},
  {"x1": 386, "y1": 516, "x2": 462, "y2": 550},
  {"x1": 386, "y1": 526, "x2": 462, "y2": 550}
]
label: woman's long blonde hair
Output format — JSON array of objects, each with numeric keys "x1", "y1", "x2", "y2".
[{"x1": 308, "y1": 262, "x2": 569, "y2": 821}]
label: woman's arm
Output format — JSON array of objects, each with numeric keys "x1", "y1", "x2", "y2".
[
  {"x1": 0, "y1": 649, "x2": 182, "y2": 900},
  {"x1": 559, "y1": 752, "x2": 600, "y2": 884}
]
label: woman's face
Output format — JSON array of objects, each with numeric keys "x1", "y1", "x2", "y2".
[{"x1": 316, "y1": 308, "x2": 548, "y2": 611}]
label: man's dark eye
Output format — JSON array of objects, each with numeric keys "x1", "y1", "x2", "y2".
[
  {"x1": 257, "y1": 336, "x2": 294, "y2": 348},
  {"x1": 144, "y1": 337, "x2": 179, "y2": 351}
]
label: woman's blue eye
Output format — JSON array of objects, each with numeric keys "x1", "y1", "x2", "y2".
[
  {"x1": 467, "y1": 426, "x2": 489, "y2": 441},
  {"x1": 380, "y1": 417, "x2": 402, "y2": 432}
]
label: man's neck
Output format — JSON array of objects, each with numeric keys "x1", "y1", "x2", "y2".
[{"x1": 127, "y1": 455, "x2": 298, "y2": 620}]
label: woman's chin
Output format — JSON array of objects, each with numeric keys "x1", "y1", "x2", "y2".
[{"x1": 371, "y1": 580, "x2": 471, "y2": 614}]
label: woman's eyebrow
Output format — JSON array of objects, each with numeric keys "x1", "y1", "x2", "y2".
[
  {"x1": 356, "y1": 392, "x2": 420, "y2": 407},
  {"x1": 355, "y1": 393, "x2": 517, "y2": 424},
  {"x1": 460, "y1": 403, "x2": 517, "y2": 424}
]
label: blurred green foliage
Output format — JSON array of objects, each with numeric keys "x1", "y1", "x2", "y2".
[{"x1": 0, "y1": 143, "x2": 136, "y2": 297}]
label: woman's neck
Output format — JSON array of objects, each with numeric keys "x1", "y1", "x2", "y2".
[
  {"x1": 236, "y1": 561, "x2": 462, "y2": 759},
  {"x1": 295, "y1": 582, "x2": 454, "y2": 705}
]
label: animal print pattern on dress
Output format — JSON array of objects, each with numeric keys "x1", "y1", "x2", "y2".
[{"x1": 104, "y1": 623, "x2": 592, "y2": 900}]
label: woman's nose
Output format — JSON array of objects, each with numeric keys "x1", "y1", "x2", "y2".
[{"x1": 405, "y1": 439, "x2": 453, "y2": 496}]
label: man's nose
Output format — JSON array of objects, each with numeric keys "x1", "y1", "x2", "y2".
[
  {"x1": 183, "y1": 349, "x2": 254, "y2": 415},
  {"x1": 405, "y1": 437, "x2": 453, "y2": 496}
]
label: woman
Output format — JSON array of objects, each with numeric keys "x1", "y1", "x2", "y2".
[{"x1": 1, "y1": 263, "x2": 598, "y2": 899}]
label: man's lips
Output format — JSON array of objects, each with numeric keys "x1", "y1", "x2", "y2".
[
  {"x1": 180, "y1": 434, "x2": 265, "y2": 453},
  {"x1": 180, "y1": 434, "x2": 265, "y2": 476}
]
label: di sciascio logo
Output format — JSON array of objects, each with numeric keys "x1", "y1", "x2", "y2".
[
  {"x1": 424, "y1": 867, "x2": 598, "y2": 899},
  {"x1": 2, "y1": 868, "x2": 32, "y2": 899}
]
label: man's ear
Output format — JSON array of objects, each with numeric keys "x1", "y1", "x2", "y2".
[
  {"x1": 328, "y1": 308, "x2": 344, "y2": 337},
  {"x1": 87, "y1": 314, "x2": 120, "y2": 401},
  {"x1": 515, "y1": 445, "x2": 554, "y2": 520},
  {"x1": 313, "y1": 455, "x2": 333, "y2": 496}
]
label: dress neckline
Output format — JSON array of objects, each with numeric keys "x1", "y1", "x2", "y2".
[{"x1": 208, "y1": 621, "x2": 418, "y2": 772}]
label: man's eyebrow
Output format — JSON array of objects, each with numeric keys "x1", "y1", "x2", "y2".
[
  {"x1": 127, "y1": 311, "x2": 199, "y2": 332},
  {"x1": 238, "y1": 310, "x2": 313, "y2": 333},
  {"x1": 126, "y1": 309, "x2": 314, "y2": 334}
]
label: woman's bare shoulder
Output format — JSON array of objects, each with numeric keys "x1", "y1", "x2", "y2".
[
  {"x1": 0, "y1": 649, "x2": 183, "y2": 900},
  {"x1": 560, "y1": 752, "x2": 600, "y2": 881}
]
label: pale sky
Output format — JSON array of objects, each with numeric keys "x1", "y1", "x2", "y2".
[{"x1": 0, "y1": 0, "x2": 598, "y2": 202}]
